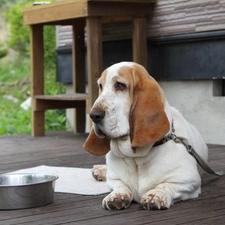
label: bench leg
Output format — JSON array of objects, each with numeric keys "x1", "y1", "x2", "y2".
[
  {"x1": 72, "y1": 19, "x2": 86, "y2": 133},
  {"x1": 32, "y1": 110, "x2": 45, "y2": 136},
  {"x1": 132, "y1": 17, "x2": 147, "y2": 69},
  {"x1": 30, "y1": 25, "x2": 45, "y2": 136},
  {"x1": 86, "y1": 17, "x2": 103, "y2": 112},
  {"x1": 86, "y1": 17, "x2": 103, "y2": 130}
]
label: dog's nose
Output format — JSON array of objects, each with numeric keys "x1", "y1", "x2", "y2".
[{"x1": 90, "y1": 108, "x2": 105, "y2": 124}]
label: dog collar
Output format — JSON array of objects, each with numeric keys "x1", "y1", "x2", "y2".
[
  {"x1": 153, "y1": 120, "x2": 225, "y2": 176},
  {"x1": 153, "y1": 120, "x2": 176, "y2": 147}
]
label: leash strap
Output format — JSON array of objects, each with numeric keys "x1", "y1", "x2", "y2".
[
  {"x1": 153, "y1": 120, "x2": 225, "y2": 176},
  {"x1": 172, "y1": 134, "x2": 225, "y2": 176}
]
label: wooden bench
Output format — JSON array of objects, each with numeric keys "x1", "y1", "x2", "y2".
[{"x1": 23, "y1": 0, "x2": 156, "y2": 136}]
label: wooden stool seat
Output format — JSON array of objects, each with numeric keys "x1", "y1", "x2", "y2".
[
  {"x1": 23, "y1": 0, "x2": 156, "y2": 136},
  {"x1": 34, "y1": 94, "x2": 88, "y2": 110}
]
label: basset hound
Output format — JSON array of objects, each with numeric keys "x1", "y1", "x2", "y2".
[{"x1": 83, "y1": 62, "x2": 208, "y2": 210}]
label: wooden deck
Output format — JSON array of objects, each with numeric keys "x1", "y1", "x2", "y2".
[{"x1": 0, "y1": 131, "x2": 225, "y2": 225}]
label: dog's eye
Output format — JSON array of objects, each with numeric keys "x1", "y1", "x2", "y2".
[
  {"x1": 99, "y1": 83, "x2": 103, "y2": 90},
  {"x1": 115, "y1": 82, "x2": 127, "y2": 91}
]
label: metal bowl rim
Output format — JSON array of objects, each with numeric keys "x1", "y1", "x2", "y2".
[{"x1": 0, "y1": 173, "x2": 59, "y2": 187}]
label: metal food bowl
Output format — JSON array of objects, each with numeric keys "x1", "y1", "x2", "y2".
[{"x1": 0, "y1": 173, "x2": 58, "y2": 210}]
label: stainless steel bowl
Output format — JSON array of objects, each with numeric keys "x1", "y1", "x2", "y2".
[{"x1": 0, "y1": 173, "x2": 58, "y2": 210}]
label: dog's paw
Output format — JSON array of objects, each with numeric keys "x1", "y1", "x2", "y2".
[
  {"x1": 102, "y1": 191, "x2": 133, "y2": 210},
  {"x1": 92, "y1": 165, "x2": 107, "y2": 181},
  {"x1": 140, "y1": 189, "x2": 172, "y2": 210}
]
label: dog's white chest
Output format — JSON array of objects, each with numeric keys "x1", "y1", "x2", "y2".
[{"x1": 106, "y1": 141, "x2": 158, "y2": 201}]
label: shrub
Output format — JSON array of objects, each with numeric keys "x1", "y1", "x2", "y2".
[
  {"x1": 0, "y1": 107, "x2": 66, "y2": 135},
  {"x1": 0, "y1": 43, "x2": 8, "y2": 58},
  {"x1": 0, "y1": 0, "x2": 67, "y2": 135},
  {"x1": 3, "y1": 0, "x2": 56, "y2": 68},
  {"x1": 3, "y1": 0, "x2": 32, "y2": 57}
]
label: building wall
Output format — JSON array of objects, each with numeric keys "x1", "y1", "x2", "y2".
[
  {"x1": 147, "y1": 0, "x2": 225, "y2": 37},
  {"x1": 57, "y1": 0, "x2": 225, "y2": 45},
  {"x1": 147, "y1": 0, "x2": 225, "y2": 145},
  {"x1": 159, "y1": 80, "x2": 225, "y2": 145},
  {"x1": 56, "y1": 0, "x2": 225, "y2": 144}
]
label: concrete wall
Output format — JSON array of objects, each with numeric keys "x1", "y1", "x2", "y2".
[
  {"x1": 66, "y1": 80, "x2": 225, "y2": 145},
  {"x1": 158, "y1": 80, "x2": 225, "y2": 145},
  {"x1": 65, "y1": 85, "x2": 90, "y2": 133}
]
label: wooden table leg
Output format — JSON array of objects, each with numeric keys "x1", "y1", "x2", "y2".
[
  {"x1": 132, "y1": 17, "x2": 147, "y2": 69},
  {"x1": 30, "y1": 25, "x2": 45, "y2": 136},
  {"x1": 86, "y1": 17, "x2": 103, "y2": 112},
  {"x1": 72, "y1": 19, "x2": 86, "y2": 133}
]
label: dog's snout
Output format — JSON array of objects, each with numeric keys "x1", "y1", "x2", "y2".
[{"x1": 90, "y1": 108, "x2": 105, "y2": 124}]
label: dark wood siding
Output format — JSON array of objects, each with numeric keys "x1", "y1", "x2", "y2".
[
  {"x1": 57, "y1": 0, "x2": 225, "y2": 46},
  {"x1": 56, "y1": 0, "x2": 225, "y2": 81}
]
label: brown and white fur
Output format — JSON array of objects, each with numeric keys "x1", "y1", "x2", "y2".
[{"x1": 83, "y1": 62, "x2": 208, "y2": 210}]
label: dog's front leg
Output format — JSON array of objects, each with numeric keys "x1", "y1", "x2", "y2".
[
  {"x1": 140, "y1": 181, "x2": 201, "y2": 210},
  {"x1": 102, "y1": 179, "x2": 133, "y2": 210},
  {"x1": 92, "y1": 164, "x2": 107, "y2": 181}
]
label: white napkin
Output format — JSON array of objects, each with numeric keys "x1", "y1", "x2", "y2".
[{"x1": 11, "y1": 165, "x2": 110, "y2": 195}]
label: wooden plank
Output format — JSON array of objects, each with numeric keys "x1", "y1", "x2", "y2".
[
  {"x1": 87, "y1": 0, "x2": 157, "y2": 3},
  {"x1": 0, "y1": 133, "x2": 225, "y2": 224},
  {"x1": 72, "y1": 19, "x2": 86, "y2": 133},
  {"x1": 30, "y1": 25, "x2": 45, "y2": 136},
  {"x1": 132, "y1": 17, "x2": 147, "y2": 68},
  {"x1": 34, "y1": 94, "x2": 87, "y2": 111},
  {"x1": 72, "y1": 21, "x2": 86, "y2": 95},
  {"x1": 86, "y1": 17, "x2": 103, "y2": 112},
  {"x1": 101, "y1": 16, "x2": 131, "y2": 24},
  {"x1": 23, "y1": 1, "x2": 88, "y2": 25},
  {"x1": 89, "y1": 0, "x2": 156, "y2": 2},
  {"x1": 34, "y1": 99, "x2": 86, "y2": 111},
  {"x1": 35, "y1": 94, "x2": 88, "y2": 101},
  {"x1": 23, "y1": 0, "x2": 155, "y2": 25},
  {"x1": 30, "y1": 25, "x2": 44, "y2": 96},
  {"x1": 88, "y1": 2, "x2": 152, "y2": 18}
]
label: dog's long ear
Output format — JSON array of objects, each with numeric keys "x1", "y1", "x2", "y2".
[
  {"x1": 130, "y1": 65, "x2": 170, "y2": 148},
  {"x1": 83, "y1": 127, "x2": 110, "y2": 156}
]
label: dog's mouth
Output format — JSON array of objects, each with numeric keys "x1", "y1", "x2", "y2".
[
  {"x1": 94, "y1": 124, "x2": 128, "y2": 140},
  {"x1": 94, "y1": 124, "x2": 107, "y2": 138}
]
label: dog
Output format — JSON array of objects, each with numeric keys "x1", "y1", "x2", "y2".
[{"x1": 83, "y1": 62, "x2": 208, "y2": 210}]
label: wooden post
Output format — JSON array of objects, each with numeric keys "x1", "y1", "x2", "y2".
[
  {"x1": 30, "y1": 25, "x2": 45, "y2": 136},
  {"x1": 132, "y1": 17, "x2": 147, "y2": 69},
  {"x1": 86, "y1": 17, "x2": 103, "y2": 112},
  {"x1": 72, "y1": 19, "x2": 86, "y2": 133}
]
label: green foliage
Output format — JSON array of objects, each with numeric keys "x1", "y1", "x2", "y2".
[
  {"x1": 0, "y1": 108, "x2": 31, "y2": 135},
  {"x1": 0, "y1": 58, "x2": 29, "y2": 82},
  {"x1": 45, "y1": 110, "x2": 66, "y2": 131},
  {"x1": 3, "y1": 0, "x2": 56, "y2": 66},
  {"x1": 0, "y1": 61, "x2": 66, "y2": 135},
  {"x1": 0, "y1": 0, "x2": 11, "y2": 6},
  {"x1": 0, "y1": 43, "x2": 8, "y2": 58},
  {"x1": 0, "y1": 0, "x2": 67, "y2": 135},
  {"x1": 0, "y1": 107, "x2": 66, "y2": 135},
  {"x1": 44, "y1": 68, "x2": 66, "y2": 95},
  {"x1": 43, "y1": 26, "x2": 56, "y2": 70},
  {"x1": 3, "y1": 0, "x2": 32, "y2": 57}
]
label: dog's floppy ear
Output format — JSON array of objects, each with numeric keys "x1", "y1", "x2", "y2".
[
  {"x1": 130, "y1": 65, "x2": 170, "y2": 148},
  {"x1": 83, "y1": 127, "x2": 110, "y2": 156}
]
